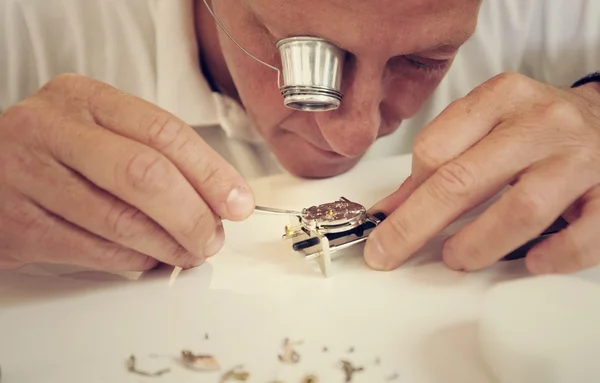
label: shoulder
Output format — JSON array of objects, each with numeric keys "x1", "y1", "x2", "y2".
[{"x1": 0, "y1": 0, "x2": 161, "y2": 109}]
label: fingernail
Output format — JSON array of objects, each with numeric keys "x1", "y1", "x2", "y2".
[
  {"x1": 226, "y1": 186, "x2": 254, "y2": 218},
  {"x1": 191, "y1": 256, "x2": 206, "y2": 268},
  {"x1": 202, "y1": 223, "x2": 225, "y2": 257},
  {"x1": 183, "y1": 255, "x2": 206, "y2": 269},
  {"x1": 364, "y1": 235, "x2": 392, "y2": 271}
]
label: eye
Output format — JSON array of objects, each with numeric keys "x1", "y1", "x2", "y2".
[{"x1": 404, "y1": 56, "x2": 450, "y2": 73}]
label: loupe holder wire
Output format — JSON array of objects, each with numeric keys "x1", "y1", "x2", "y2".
[{"x1": 201, "y1": 0, "x2": 282, "y2": 89}]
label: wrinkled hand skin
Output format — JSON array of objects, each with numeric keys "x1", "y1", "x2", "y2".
[
  {"x1": 0, "y1": 74, "x2": 254, "y2": 272},
  {"x1": 365, "y1": 72, "x2": 600, "y2": 275}
]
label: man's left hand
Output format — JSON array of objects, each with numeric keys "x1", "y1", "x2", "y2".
[{"x1": 364, "y1": 72, "x2": 600, "y2": 274}]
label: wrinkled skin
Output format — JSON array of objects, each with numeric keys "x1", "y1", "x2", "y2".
[
  {"x1": 0, "y1": 74, "x2": 254, "y2": 271},
  {"x1": 364, "y1": 75, "x2": 600, "y2": 275}
]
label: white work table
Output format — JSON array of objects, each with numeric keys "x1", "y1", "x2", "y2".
[{"x1": 1, "y1": 154, "x2": 599, "y2": 383}]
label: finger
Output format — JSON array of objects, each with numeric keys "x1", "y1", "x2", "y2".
[
  {"x1": 82, "y1": 78, "x2": 254, "y2": 220},
  {"x1": 410, "y1": 73, "x2": 536, "y2": 186},
  {"x1": 1, "y1": 192, "x2": 163, "y2": 271},
  {"x1": 442, "y1": 157, "x2": 596, "y2": 271},
  {"x1": 367, "y1": 176, "x2": 414, "y2": 215},
  {"x1": 364, "y1": 128, "x2": 535, "y2": 271},
  {"x1": 525, "y1": 186, "x2": 600, "y2": 274},
  {"x1": 7, "y1": 153, "x2": 208, "y2": 268},
  {"x1": 47, "y1": 117, "x2": 221, "y2": 258}
]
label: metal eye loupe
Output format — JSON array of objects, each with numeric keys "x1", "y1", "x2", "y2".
[{"x1": 201, "y1": 0, "x2": 346, "y2": 112}]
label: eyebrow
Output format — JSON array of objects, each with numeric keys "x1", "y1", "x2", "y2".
[
  {"x1": 412, "y1": 43, "x2": 464, "y2": 56},
  {"x1": 250, "y1": 4, "x2": 474, "y2": 58}
]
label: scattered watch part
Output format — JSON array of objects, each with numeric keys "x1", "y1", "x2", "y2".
[
  {"x1": 339, "y1": 360, "x2": 364, "y2": 382},
  {"x1": 126, "y1": 355, "x2": 170, "y2": 377},
  {"x1": 181, "y1": 350, "x2": 220, "y2": 371},
  {"x1": 278, "y1": 338, "x2": 302, "y2": 363}
]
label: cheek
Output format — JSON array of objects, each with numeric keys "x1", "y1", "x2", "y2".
[{"x1": 383, "y1": 73, "x2": 446, "y2": 118}]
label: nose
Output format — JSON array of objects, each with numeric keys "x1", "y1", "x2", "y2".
[{"x1": 313, "y1": 57, "x2": 384, "y2": 158}]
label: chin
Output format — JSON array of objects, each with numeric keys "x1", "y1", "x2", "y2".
[{"x1": 276, "y1": 154, "x2": 362, "y2": 179}]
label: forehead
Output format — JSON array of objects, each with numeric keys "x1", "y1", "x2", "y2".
[{"x1": 247, "y1": 0, "x2": 481, "y2": 56}]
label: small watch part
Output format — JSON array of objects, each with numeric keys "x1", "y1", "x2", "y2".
[
  {"x1": 300, "y1": 197, "x2": 367, "y2": 234},
  {"x1": 283, "y1": 197, "x2": 386, "y2": 277}
]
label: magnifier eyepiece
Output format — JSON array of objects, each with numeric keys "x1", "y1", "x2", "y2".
[
  {"x1": 202, "y1": 0, "x2": 346, "y2": 112},
  {"x1": 276, "y1": 37, "x2": 346, "y2": 112}
]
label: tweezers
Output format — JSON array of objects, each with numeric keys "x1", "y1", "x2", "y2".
[
  {"x1": 502, "y1": 215, "x2": 569, "y2": 261},
  {"x1": 254, "y1": 205, "x2": 303, "y2": 216}
]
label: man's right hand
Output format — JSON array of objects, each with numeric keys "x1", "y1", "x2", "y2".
[{"x1": 0, "y1": 74, "x2": 255, "y2": 271}]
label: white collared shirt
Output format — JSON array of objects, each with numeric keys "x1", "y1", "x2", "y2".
[{"x1": 1, "y1": 0, "x2": 599, "y2": 179}]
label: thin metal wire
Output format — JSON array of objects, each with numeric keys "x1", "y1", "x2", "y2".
[
  {"x1": 201, "y1": 0, "x2": 282, "y2": 88},
  {"x1": 254, "y1": 205, "x2": 303, "y2": 216}
]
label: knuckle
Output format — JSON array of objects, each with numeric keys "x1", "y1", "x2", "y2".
[
  {"x1": 541, "y1": 99, "x2": 582, "y2": 125},
  {"x1": 122, "y1": 151, "x2": 172, "y2": 195},
  {"x1": 96, "y1": 242, "x2": 157, "y2": 271},
  {"x1": 143, "y1": 113, "x2": 185, "y2": 150},
  {"x1": 98, "y1": 245, "x2": 136, "y2": 270},
  {"x1": 40, "y1": 73, "x2": 92, "y2": 95},
  {"x1": 40, "y1": 74, "x2": 113, "y2": 118},
  {"x1": 446, "y1": 238, "x2": 485, "y2": 269},
  {"x1": 182, "y1": 207, "x2": 215, "y2": 243},
  {"x1": 0, "y1": 102, "x2": 41, "y2": 140},
  {"x1": 476, "y1": 72, "x2": 537, "y2": 100},
  {"x1": 168, "y1": 245, "x2": 193, "y2": 266},
  {"x1": 104, "y1": 200, "x2": 145, "y2": 241},
  {"x1": 567, "y1": 144, "x2": 599, "y2": 170},
  {"x1": 412, "y1": 134, "x2": 443, "y2": 173},
  {"x1": 430, "y1": 161, "x2": 476, "y2": 201},
  {"x1": 385, "y1": 215, "x2": 414, "y2": 247},
  {"x1": 196, "y1": 159, "x2": 222, "y2": 188},
  {"x1": 489, "y1": 72, "x2": 530, "y2": 92},
  {"x1": 0, "y1": 201, "x2": 54, "y2": 264},
  {"x1": 507, "y1": 191, "x2": 547, "y2": 228}
]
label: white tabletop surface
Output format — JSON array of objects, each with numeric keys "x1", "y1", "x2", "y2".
[{"x1": 1, "y1": 153, "x2": 600, "y2": 383}]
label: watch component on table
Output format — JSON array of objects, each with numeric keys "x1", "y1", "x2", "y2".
[
  {"x1": 338, "y1": 360, "x2": 364, "y2": 382},
  {"x1": 219, "y1": 364, "x2": 250, "y2": 382},
  {"x1": 301, "y1": 375, "x2": 319, "y2": 383},
  {"x1": 277, "y1": 197, "x2": 386, "y2": 277},
  {"x1": 121, "y1": 338, "x2": 406, "y2": 382},
  {"x1": 126, "y1": 355, "x2": 171, "y2": 377},
  {"x1": 181, "y1": 350, "x2": 220, "y2": 371},
  {"x1": 278, "y1": 338, "x2": 302, "y2": 364}
]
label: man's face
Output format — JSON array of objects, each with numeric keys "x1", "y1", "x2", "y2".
[{"x1": 198, "y1": 0, "x2": 482, "y2": 178}]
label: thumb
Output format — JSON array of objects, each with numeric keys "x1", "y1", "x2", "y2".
[{"x1": 368, "y1": 176, "x2": 415, "y2": 216}]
